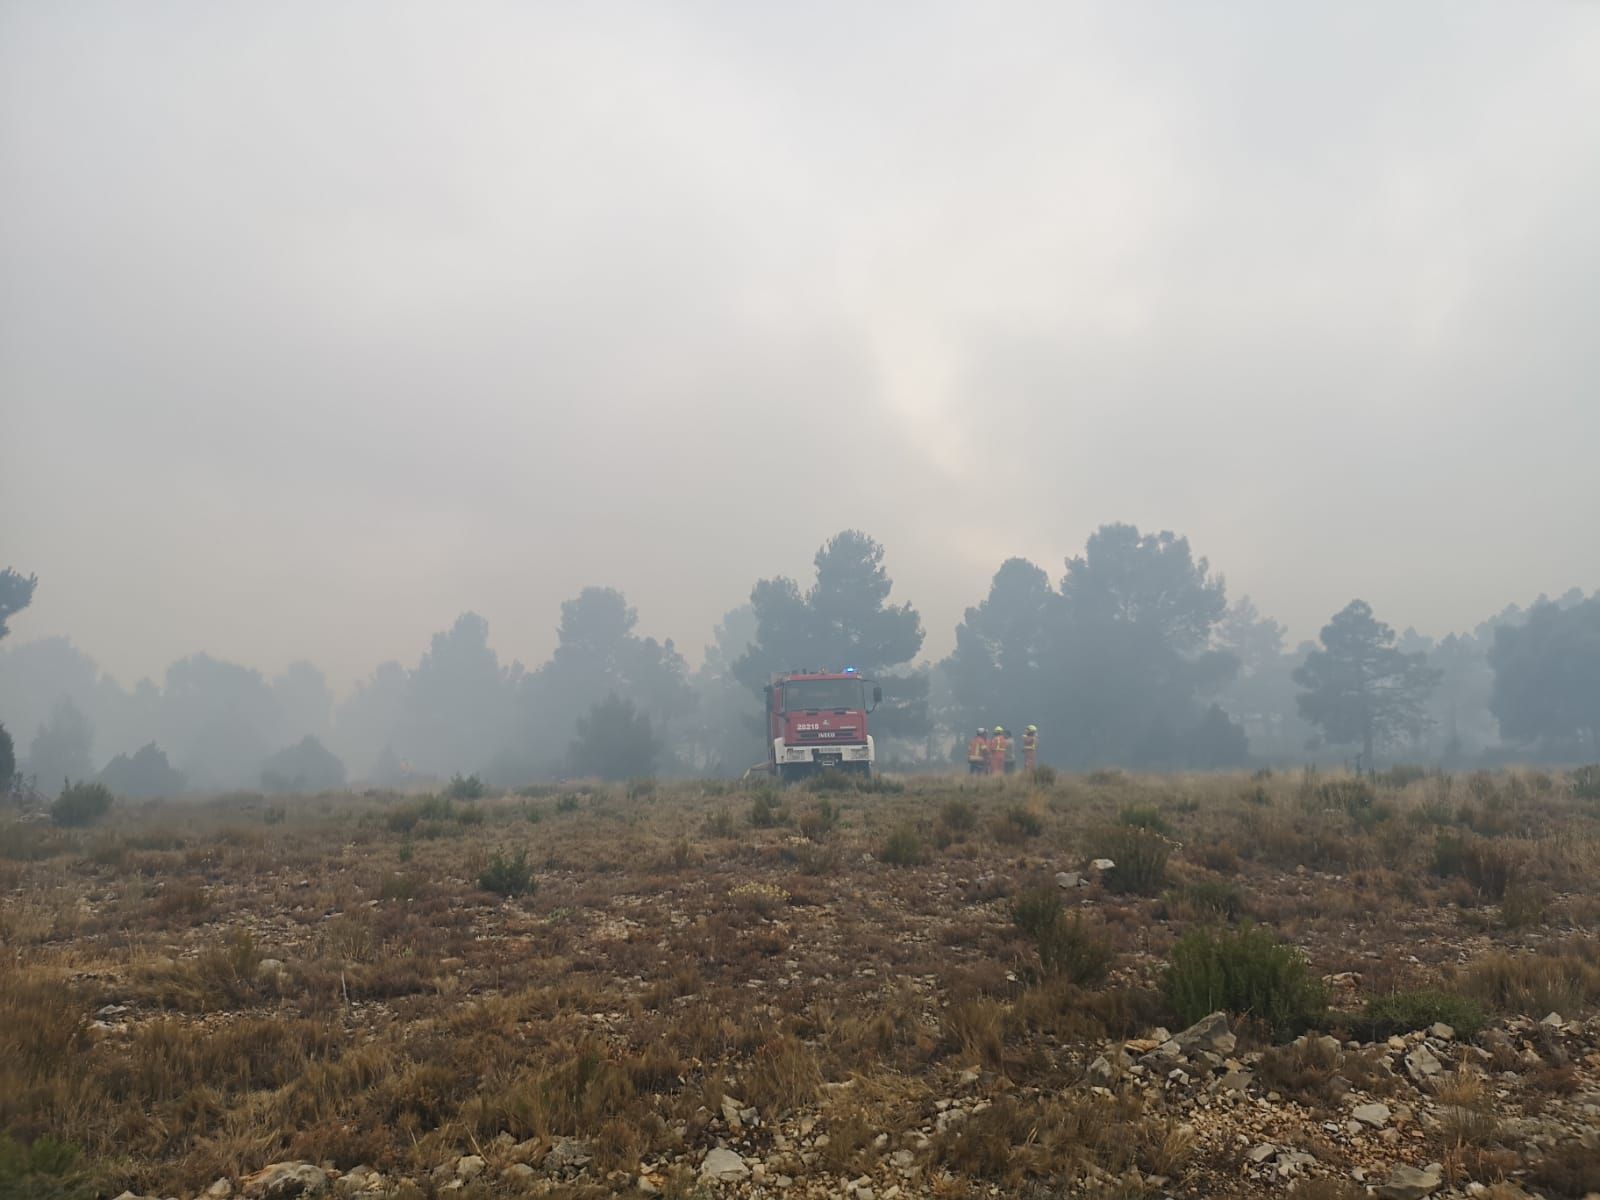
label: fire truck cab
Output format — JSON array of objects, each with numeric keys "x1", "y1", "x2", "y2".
[{"x1": 763, "y1": 668, "x2": 882, "y2": 784}]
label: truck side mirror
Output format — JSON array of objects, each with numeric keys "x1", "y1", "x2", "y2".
[
  {"x1": 764, "y1": 684, "x2": 774, "y2": 708},
  {"x1": 871, "y1": 686, "x2": 883, "y2": 708}
]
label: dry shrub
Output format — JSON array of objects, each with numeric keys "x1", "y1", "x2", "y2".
[
  {"x1": 150, "y1": 882, "x2": 214, "y2": 923},
  {"x1": 641, "y1": 965, "x2": 702, "y2": 1011},
  {"x1": 1459, "y1": 941, "x2": 1600, "y2": 1017},
  {"x1": 878, "y1": 825, "x2": 927, "y2": 866},
  {"x1": 816, "y1": 1094, "x2": 877, "y2": 1174},
  {"x1": 990, "y1": 805, "x2": 1043, "y2": 844},
  {"x1": 741, "y1": 1034, "x2": 821, "y2": 1116},
  {"x1": 943, "y1": 998, "x2": 1007, "y2": 1068},
  {"x1": 933, "y1": 1091, "x2": 1167, "y2": 1187},
  {"x1": 1529, "y1": 1139, "x2": 1600, "y2": 1200},
  {"x1": 1193, "y1": 837, "x2": 1241, "y2": 873},
  {"x1": 1287, "y1": 1182, "x2": 1367, "y2": 1200},
  {"x1": 624, "y1": 1043, "x2": 685, "y2": 1094},
  {"x1": 1437, "y1": 1065, "x2": 1499, "y2": 1150},
  {"x1": 473, "y1": 1041, "x2": 640, "y2": 1142},
  {"x1": 798, "y1": 799, "x2": 840, "y2": 841},
  {"x1": 0, "y1": 821, "x2": 75, "y2": 862},
  {"x1": 1433, "y1": 832, "x2": 1522, "y2": 900},
  {"x1": 1256, "y1": 1036, "x2": 1343, "y2": 1105}
]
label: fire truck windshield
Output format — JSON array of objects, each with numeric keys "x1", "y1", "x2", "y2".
[{"x1": 782, "y1": 679, "x2": 865, "y2": 711}]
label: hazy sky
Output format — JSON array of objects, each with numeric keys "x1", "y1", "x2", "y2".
[{"x1": 4, "y1": 2, "x2": 1598, "y2": 690}]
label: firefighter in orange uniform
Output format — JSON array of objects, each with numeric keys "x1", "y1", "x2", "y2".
[
  {"x1": 989, "y1": 726, "x2": 1010, "y2": 776},
  {"x1": 966, "y1": 727, "x2": 990, "y2": 776},
  {"x1": 1022, "y1": 725, "x2": 1039, "y2": 772}
]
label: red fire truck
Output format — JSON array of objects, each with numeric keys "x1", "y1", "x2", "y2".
[{"x1": 761, "y1": 668, "x2": 882, "y2": 783}]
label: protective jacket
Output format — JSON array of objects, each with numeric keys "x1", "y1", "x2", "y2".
[{"x1": 989, "y1": 734, "x2": 1010, "y2": 774}]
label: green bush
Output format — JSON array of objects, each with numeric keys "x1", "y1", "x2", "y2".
[
  {"x1": 445, "y1": 773, "x2": 488, "y2": 800},
  {"x1": 749, "y1": 791, "x2": 786, "y2": 828},
  {"x1": 0, "y1": 1134, "x2": 95, "y2": 1200},
  {"x1": 1031, "y1": 764, "x2": 1058, "y2": 786},
  {"x1": 1009, "y1": 886, "x2": 1111, "y2": 985},
  {"x1": 50, "y1": 782, "x2": 113, "y2": 828},
  {"x1": 1095, "y1": 826, "x2": 1170, "y2": 895},
  {"x1": 385, "y1": 793, "x2": 473, "y2": 833},
  {"x1": 556, "y1": 792, "x2": 582, "y2": 813},
  {"x1": 1356, "y1": 989, "x2": 1487, "y2": 1041},
  {"x1": 1167, "y1": 880, "x2": 1245, "y2": 922},
  {"x1": 878, "y1": 825, "x2": 927, "y2": 867},
  {"x1": 478, "y1": 848, "x2": 535, "y2": 898},
  {"x1": 1571, "y1": 765, "x2": 1600, "y2": 802},
  {"x1": 703, "y1": 808, "x2": 736, "y2": 838},
  {"x1": 1165, "y1": 924, "x2": 1327, "y2": 1039},
  {"x1": 0, "y1": 722, "x2": 14, "y2": 793},
  {"x1": 1118, "y1": 804, "x2": 1171, "y2": 835}
]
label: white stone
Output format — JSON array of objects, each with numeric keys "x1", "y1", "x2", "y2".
[
  {"x1": 700, "y1": 1148, "x2": 750, "y2": 1184},
  {"x1": 1404, "y1": 1044, "x2": 1443, "y2": 1088},
  {"x1": 1376, "y1": 1163, "x2": 1443, "y2": 1200},
  {"x1": 1352, "y1": 1102, "x2": 1391, "y2": 1128},
  {"x1": 454, "y1": 1156, "x2": 485, "y2": 1181}
]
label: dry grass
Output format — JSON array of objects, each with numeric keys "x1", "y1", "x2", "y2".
[{"x1": 0, "y1": 767, "x2": 1595, "y2": 1196}]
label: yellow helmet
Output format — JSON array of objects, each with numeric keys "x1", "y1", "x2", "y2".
[
  {"x1": 993, "y1": 726, "x2": 1004, "y2": 734},
  {"x1": 1027, "y1": 724, "x2": 1037, "y2": 733}
]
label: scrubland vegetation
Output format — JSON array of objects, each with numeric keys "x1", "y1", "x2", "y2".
[{"x1": 2, "y1": 766, "x2": 1599, "y2": 1199}]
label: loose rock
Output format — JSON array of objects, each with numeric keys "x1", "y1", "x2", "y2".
[
  {"x1": 1174, "y1": 1012, "x2": 1237, "y2": 1057},
  {"x1": 1353, "y1": 1102, "x2": 1392, "y2": 1128},
  {"x1": 239, "y1": 1162, "x2": 327, "y2": 1199},
  {"x1": 700, "y1": 1148, "x2": 750, "y2": 1184},
  {"x1": 1376, "y1": 1162, "x2": 1444, "y2": 1200}
]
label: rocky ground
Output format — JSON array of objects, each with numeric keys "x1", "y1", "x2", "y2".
[{"x1": 4, "y1": 769, "x2": 1599, "y2": 1199}]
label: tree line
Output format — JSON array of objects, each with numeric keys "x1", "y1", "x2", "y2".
[{"x1": 1, "y1": 527, "x2": 1597, "y2": 794}]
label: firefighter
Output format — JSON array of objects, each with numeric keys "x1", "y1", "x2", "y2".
[
  {"x1": 1022, "y1": 725, "x2": 1039, "y2": 772},
  {"x1": 966, "y1": 727, "x2": 990, "y2": 776},
  {"x1": 989, "y1": 726, "x2": 1010, "y2": 776}
]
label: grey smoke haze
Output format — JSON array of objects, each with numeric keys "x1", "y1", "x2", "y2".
[{"x1": 3, "y1": 2, "x2": 1598, "y2": 689}]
